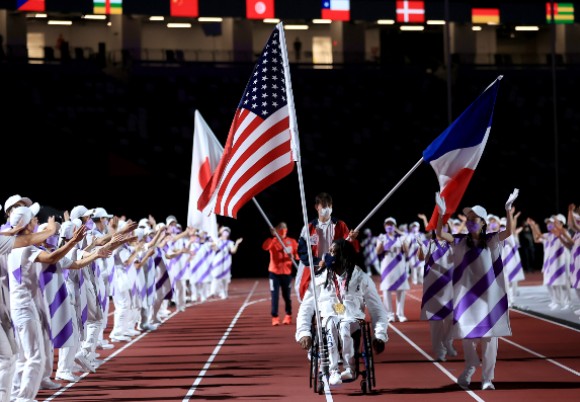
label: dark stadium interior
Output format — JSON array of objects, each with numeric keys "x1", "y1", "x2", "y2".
[{"x1": 1, "y1": 1, "x2": 577, "y2": 277}]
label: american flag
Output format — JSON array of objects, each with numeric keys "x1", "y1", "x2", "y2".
[{"x1": 197, "y1": 24, "x2": 297, "y2": 218}]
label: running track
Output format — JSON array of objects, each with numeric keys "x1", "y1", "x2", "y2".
[{"x1": 38, "y1": 272, "x2": 580, "y2": 401}]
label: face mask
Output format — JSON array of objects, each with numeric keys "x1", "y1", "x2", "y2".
[
  {"x1": 466, "y1": 220, "x2": 481, "y2": 233},
  {"x1": 103, "y1": 219, "x2": 109, "y2": 226},
  {"x1": 171, "y1": 226, "x2": 179, "y2": 234},
  {"x1": 85, "y1": 219, "x2": 94, "y2": 230},
  {"x1": 324, "y1": 253, "x2": 336, "y2": 269},
  {"x1": 411, "y1": 227, "x2": 419, "y2": 233},
  {"x1": 222, "y1": 232, "x2": 230, "y2": 239},
  {"x1": 547, "y1": 223, "x2": 554, "y2": 231},
  {"x1": 489, "y1": 223, "x2": 499, "y2": 231},
  {"x1": 385, "y1": 226, "x2": 394, "y2": 234},
  {"x1": 46, "y1": 235, "x2": 59, "y2": 249},
  {"x1": 277, "y1": 229, "x2": 288, "y2": 237},
  {"x1": 320, "y1": 207, "x2": 332, "y2": 218}
]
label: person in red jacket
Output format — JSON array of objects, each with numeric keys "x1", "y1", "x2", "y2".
[
  {"x1": 295, "y1": 192, "x2": 359, "y2": 302},
  {"x1": 262, "y1": 222, "x2": 299, "y2": 326}
]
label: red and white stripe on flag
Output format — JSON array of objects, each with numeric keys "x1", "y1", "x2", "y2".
[
  {"x1": 187, "y1": 110, "x2": 222, "y2": 239},
  {"x1": 197, "y1": 24, "x2": 297, "y2": 219},
  {"x1": 396, "y1": 0, "x2": 425, "y2": 23},
  {"x1": 246, "y1": 0, "x2": 275, "y2": 19},
  {"x1": 321, "y1": 0, "x2": 350, "y2": 21}
]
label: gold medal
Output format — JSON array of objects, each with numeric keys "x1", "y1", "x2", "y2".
[{"x1": 333, "y1": 303, "x2": 345, "y2": 314}]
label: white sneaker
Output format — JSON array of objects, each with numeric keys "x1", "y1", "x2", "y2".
[
  {"x1": 574, "y1": 308, "x2": 580, "y2": 315},
  {"x1": 75, "y1": 353, "x2": 96, "y2": 373},
  {"x1": 140, "y1": 323, "x2": 158, "y2": 331},
  {"x1": 397, "y1": 315, "x2": 408, "y2": 323},
  {"x1": 40, "y1": 378, "x2": 61, "y2": 390},
  {"x1": 481, "y1": 381, "x2": 495, "y2": 390},
  {"x1": 341, "y1": 368, "x2": 354, "y2": 380},
  {"x1": 387, "y1": 315, "x2": 395, "y2": 323},
  {"x1": 457, "y1": 366, "x2": 476, "y2": 387},
  {"x1": 110, "y1": 334, "x2": 131, "y2": 342},
  {"x1": 55, "y1": 371, "x2": 80, "y2": 382},
  {"x1": 329, "y1": 371, "x2": 342, "y2": 385},
  {"x1": 97, "y1": 342, "x2": 114, "y2": 350}
]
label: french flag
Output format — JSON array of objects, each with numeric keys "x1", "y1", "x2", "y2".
[
  {"x1": 321, "y1": 0, "x2": 350, "y2": 21},
  {"x1": 423, "y1": 76, "x2": 502, "y2": 231}
]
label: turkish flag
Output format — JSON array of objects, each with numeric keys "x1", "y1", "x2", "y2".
[
  {"x1": 170, "y1": 0, "x2": 199, "y2": 18},
  {"x1": 246, "y1": 0, "x2": 275, "y2": 20}
]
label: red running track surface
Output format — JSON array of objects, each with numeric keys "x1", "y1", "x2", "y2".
[{"x1": 38, "y1": 272, "x2": 580, "y2": 402}]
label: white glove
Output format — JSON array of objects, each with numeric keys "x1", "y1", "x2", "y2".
[
  {"x1": 505, "y1": 188, "x2": 519, "y2": 211},
  {"x1": 435, "y1": 192, "x2": 446, "y2": 216}
]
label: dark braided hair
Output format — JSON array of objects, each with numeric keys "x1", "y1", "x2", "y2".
[{"x1": 324, "y1": 239, "x2": 356, "y2": 292}]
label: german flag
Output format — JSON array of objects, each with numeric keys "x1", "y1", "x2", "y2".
[
  {"x1": 472, "y1": 8, "x2": 499, "y2": 24},
  {"x1": 546, "y1": 2, "x2": 574, "y2": 24}
]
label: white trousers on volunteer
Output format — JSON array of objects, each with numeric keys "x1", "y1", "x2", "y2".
[
  {"x1": 0, "y1": 323, "x2": 18, "y2": 402},
  {"x1": 10, "y1": 307, "x2": 47, "y2": 402},
  {"x1": 462, "y1": 337, "x2": 498, "y2": 383}
]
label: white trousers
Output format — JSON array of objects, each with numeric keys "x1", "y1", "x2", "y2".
[
  {"x1": 11, "y1": 308, "x2": 47, "y2": 401},
  {"x1": 111, "y1": 289, "x2": 131, "y2": 337},
  {"x1": 0, "y1": 323, "x2": 17, "y2": 402},
  {"x1": 462, "y1": 337, "x2": 498, "y2": 382},
  {"x1": 382, "y1": 290, "x2": 406, "y2": 318},
  {"x1": 323, "y1": 316, "x2": 360, "y2": 373},
  {"x1": 429, "y1": 317, "x2": 454, "y2": 359}
]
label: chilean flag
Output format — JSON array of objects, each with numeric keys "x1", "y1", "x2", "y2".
[
  {"x1": 321, "y1": 0, "x2": 350, "y2": 21},
  {"x1": 187, "y1": 110, "x2": 222, "y2": 240},
  {"x1": 423, "y1": 76, "x2": 502, "y2": 231}
]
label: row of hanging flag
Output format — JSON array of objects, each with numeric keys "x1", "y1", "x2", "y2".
[{"x1": 15, "y1": 1, "x2": 576, "y2": 25}]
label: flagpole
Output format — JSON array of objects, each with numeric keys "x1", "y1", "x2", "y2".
[
  {"x1": 354, "y1": 158, "x2": 424, "y2": 233},
  {"x1": 277, "y1": 21, "x2": 326, "y2": 375},
  {"x1": 251, "y1": 198, "x2": 300, "y2": 271}
]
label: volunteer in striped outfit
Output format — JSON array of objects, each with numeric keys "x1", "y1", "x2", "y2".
[
  {"x1": 435, "y1": 188, "x2": 519, "y2": 391},
  {"x1": 563, "y1": 204, "x2": 580, "y2": 316},
  {"x1": 405, "y1": 221, "x2": 426, "y2": 285},
  {"x1": 210, "y1": 226, "x2": 243, "y2": 300},
  {"x1": 418, "y1": 224, "x2": 457, "y2": 362},
  {"x1": 376, "y1": 217, "x2": 409, "y2": 323},
  {"x1": 360, "y1": 228, "x2": 379, "y2": 276},
  {"x1": 499, "y1": 214, "x2": 525, "y2": 307}
]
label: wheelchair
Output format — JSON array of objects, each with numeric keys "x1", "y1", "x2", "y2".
[{"x1": 309, "y1": 318, "x2": 376, "y2": 394}]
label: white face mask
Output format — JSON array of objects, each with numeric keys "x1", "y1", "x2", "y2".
[{"x1": 320, "y1": 207, "x2": 332, "y2": 218}]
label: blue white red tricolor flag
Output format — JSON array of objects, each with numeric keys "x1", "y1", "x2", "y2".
[
  {"x1": 423, "y1": 75, "x2": 502, "y2": 231},
  {"x1": 197, "y1": 23, "x2": 298, "y2": 219}
]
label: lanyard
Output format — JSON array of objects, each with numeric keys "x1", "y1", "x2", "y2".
[{"x1": 332, "y1": 272, "x2": 346, "y2": 303}]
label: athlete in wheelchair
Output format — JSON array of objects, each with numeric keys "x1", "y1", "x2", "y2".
[{"x1": 296, "y1": 239, "x2": 389, "y2": 392}]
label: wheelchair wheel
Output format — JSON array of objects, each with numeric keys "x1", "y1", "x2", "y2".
[
  {"x1": 360, "y1": 320, "x2": 375, "y2": 392},
  {"x1": 309, "y1": 333, "x2": 319, "y2": 390}
]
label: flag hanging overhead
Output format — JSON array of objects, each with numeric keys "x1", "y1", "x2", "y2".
[
  {"x1": 546, "y1": 2, "x2": 574, "y2": 24},
  {"x1": 321, "y1": 0, "x2": 350, "y2": 21},
  {"x1": 396, "y1": 1, "x2": 425, "y2": 23},
  {"x1": 423, "y1": 76, "x2": 502, "y2": 231},
  {"x1": 197, "y1": 23, "x2": 298, "y2": 219},
  {"x1": 247, "y1": 0, "x2": 275, "y2": 19},
  {"x1": 472, "y1": 8, "x2": 500, "y2": 24},
  {"x1": 170, "y1": 0, "x2": 199, "y2": 17},
  {"x1": 187, "y1": 110, "x2": 222, "y2": 240}
]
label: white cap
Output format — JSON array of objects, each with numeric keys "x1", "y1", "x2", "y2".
[
  {"x1": 59, "y1": 221, "x2": 75, "y2": 240},
  {"x1": 38, "y1": 221, "x2": 61, "y2": 235},
  {"x1": 544, "y1": 216, "x2": 554, "y2": 223},
  {"x1": 219, "y1": 226, "x2": 231, "y2": 235},
  {"x1": 29, "y1": 202, "x2": 40, "y2": 217},
  {"x1": 144, "y1": 227, "x2": 153, "y2": 236},
  {"x1": 500, "y1": 217, "x2": 507, "y2": 226},
  {"x1": 463, "y1": 205, "x2": 488, "y2": 220},
  {"x1": 486, "y1": 214, "x2": 500, "y2": 223},
  {"x1": 117, "y1": 220, "x2": 127, "y2": 231},
  {"x1": 4, "y1": 195, "x2": 32, "y2": 212},
  {"x1": 134, "y1": 228, "x2": 145, "y2": 241},
  {"x1": 72, "y1": 218, "x2": 83, "y2": 229},
  {"x1": 138, "y1": 218, "x2": 150, "y2": 228},
  {"x1": 9, "y1": 206, "x2": 33, "y2": 228},
  {"x1": 166, "y1": 215, "x2": 177, "y2": 225},
  {"x1": 70, "y1": 205, "x2": 94, "y2": 221},
  {"x1": 155, "y1": 223, "x2": 166, "y2": 231},
  {"x1": 92, "y1": 207, "x2": 113, "y2": 219},
  {"x1": 409, "y1": 221, "x2": 420, "y2": 228},
  {"x1": 555, "y1": 214, "x2": 566, "y2": 224},
  {"x1": 384, "y1": 217, "x2": 397, "y2": 225},
  {"x1": 450, "y1": 218, "x2": 461, "y2": 225}
]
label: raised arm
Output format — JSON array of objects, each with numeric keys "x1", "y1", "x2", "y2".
[
  {"x1": 499, "y1": 188, "x2": 519, "y2": 242},
  {"x1": 434, "y1": 192, "x2": 453, "y2": 243}
]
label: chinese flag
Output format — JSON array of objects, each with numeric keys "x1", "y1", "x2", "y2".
[
  {"x1": 170, "y1": 0, "x2": 199, "y2": 18},
  {"x1": 247, "y1": 0, "x2": 275, "y2": 19}
]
